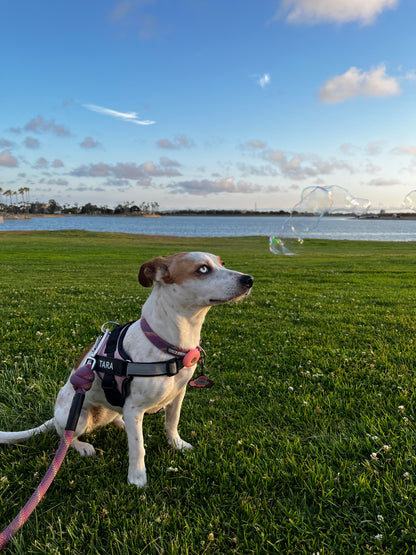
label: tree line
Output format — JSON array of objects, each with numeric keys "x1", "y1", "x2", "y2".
[{"x1": 0, "y1": 188, "x2": 160, "y2": 216}]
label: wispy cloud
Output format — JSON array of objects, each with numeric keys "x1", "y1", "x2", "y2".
[
  {"x1": 24, "y1": 115, "x2": 71, "y2": 136},
  {"x1": 80, "y1": 136, "x2": 102, "y2": 149},
  {"x1": 276, "y1": 0, "x2": 399, "y2": 26},
  {"x1": 83, "y1": 104, "x2": 155, "y2": 126},
  {"x1": 257, "y1": 73, "x2": 271, "y2": 88},
  {"x1": 167, "y1": 177, "x2": 279, "y2": 196},
  {"x1": 156, "y1": 135, "x2": 195, "y2": 149}
]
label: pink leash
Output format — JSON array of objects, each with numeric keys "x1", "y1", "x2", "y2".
[{"x1": 0, "y1": 363, "x2": 95, "y2": 550}]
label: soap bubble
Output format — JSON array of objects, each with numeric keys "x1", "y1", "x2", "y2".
[
  {"x1": 269, "y1": 185, "x2": 370, "y2": 255},
  {"x1": 403, "y1": 190, "x2": 416, "y2": 211}
]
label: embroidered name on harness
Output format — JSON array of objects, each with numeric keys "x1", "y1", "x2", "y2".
[{"x1": 99, "y1": 360, "x2": 114, "y2": 371}]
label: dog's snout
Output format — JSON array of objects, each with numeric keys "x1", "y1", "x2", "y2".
[{"x1": 240, "y1": 274, "x2": 254, "y2": 289}]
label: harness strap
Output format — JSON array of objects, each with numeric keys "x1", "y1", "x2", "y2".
[
  {"x1": 95, "y1": 322, "x2": 184, "y2": 407},
  {"x1": 105, "y1": 322, "x2": 134, "y2": 359},
  {"x1": 95, "y1": 356, "x2": 181, "y2": 377}
]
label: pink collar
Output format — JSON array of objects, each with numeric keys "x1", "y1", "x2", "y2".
[{"x1": 140, "y1": 318, "x2": 201, "y2": 367}]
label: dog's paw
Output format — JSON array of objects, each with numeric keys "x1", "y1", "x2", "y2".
[
  {"x1": 170, "y1": 438, "x2": 193, "y2": 451},
  {"x1": 112, "y1": 416, "x2": 125, "y2": 431},
  {"x1": 128, "y1": 471, "x2": 147, "y2": 488},
  {"x1": 71, "y1": 439, "x2": 96, "y2": 457}
]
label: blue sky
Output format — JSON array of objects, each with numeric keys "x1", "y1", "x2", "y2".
[{"x1": 1, "y1": 0, "x2": 416, "y2": 211}]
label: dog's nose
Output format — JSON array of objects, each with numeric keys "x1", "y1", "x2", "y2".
[{"x1": 240, "y1": 274, "x2": 254, "y2": 288}]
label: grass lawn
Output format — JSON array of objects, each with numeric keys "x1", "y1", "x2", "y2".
[{"x1": 0, "y1": 230, "x2": 416, "y2": 554}]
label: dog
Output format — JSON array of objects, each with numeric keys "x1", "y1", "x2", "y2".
[{"x1": 0, "y1": 252, "x2": 253, "y2": 488}]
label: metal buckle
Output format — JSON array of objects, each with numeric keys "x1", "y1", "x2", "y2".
[{"x1": 86, "y1": 356, "x2": 97, "y2": 370}]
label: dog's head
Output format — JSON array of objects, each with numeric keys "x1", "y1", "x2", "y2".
[{"x1": 138, "y1": 252, "x2": 253, "y2": 307}]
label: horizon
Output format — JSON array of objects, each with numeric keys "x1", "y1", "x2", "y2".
[{"x1": 1, "y1": 1, "x2": 416, "y2": 213}]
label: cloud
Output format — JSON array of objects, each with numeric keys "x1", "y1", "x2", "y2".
[
  {"x1": 0, "y1": 138, "x2": 14, "y2": 148},
  {"x1": 84, "y1": 104, "x2": 155, "y2": 126},
  {"x1": 365, "y1": 141, "x2": 385, "y2": 156},
  {"x1": 109, "y1": 1, "x2": 167, "y2": 40},
  {"x1": 237, "y1": 162, "x2": 279, "y2": 177},
  {"x1": 339, "y1": 143, "x2": 359, "y2": 156},
  {"x1": 80, "y1": 136, "x2": 102, "y2": 149},
  {"x1": 276, "y1": 0, "x2": 399, "y2": 25},
  {"x1": 366, "y1": 177, "x2": 401, "y2": 187},
  {"x1": 160, "y1": 156, "x2": 181, "y2": 167},
  {"x1": 319, "y1": 64, "x2": 401, "y2": 104},
  {"x1": 71, "y1": 160, "x2": 181, "y2": 186},
  {"x1": 340, "y1": 141, "x2": 385, "y2": 156},
  {"x1": 0, "y1": 150, "x2": 18, "y2": 167},
  {"x1": 243, "y1": 140, "x2": 267, "y2": 150},
  {"x1": 24, "y1": 136, "x2": 41, "y2": 149},
  {"x1": 391, "y1": 145, "x2": 416, "y2": 157},
  {"x1": 24, "y1": 115, "x2": 71, "y2": 136},
  {"x1": 34, "y1": 157, "x2": 49, "y2": 168},
  {"x1": 156, "y1": 135, "x2": 195, "y2": 149},
  {"x1": 264, "y1": 148, "x2": 355, "y2": 180},
  {"x1": 257, "y1": 73, "x2": 271, "y2": 88},
  {"x1": 52, "y1": 159, "x2": 65, "y2": 168},
  {"x1": 167, "y1": 177, "x2": 277, "y2": 196},
  {"x1": 46, "y1": 178, "x2": 69, "y2": 187}
]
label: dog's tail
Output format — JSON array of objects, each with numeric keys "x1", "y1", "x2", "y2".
[{"x1": 0, "y1": 418, "x2": 55, "y2": 444}]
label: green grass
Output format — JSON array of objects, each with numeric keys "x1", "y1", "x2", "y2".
[{"x1": 0, "y1": 231, "x2": 416, "y2": 553}]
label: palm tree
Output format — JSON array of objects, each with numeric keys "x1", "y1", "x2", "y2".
[
  {"x1": 24, "y1": 187, "x2": 30, "y2": 214},
  {"x1": 4, "y1": 190, "x2": 12, "y2": 213},
  {"x1": 13, "y1": 191, "x2": 18, "y2": 213}
]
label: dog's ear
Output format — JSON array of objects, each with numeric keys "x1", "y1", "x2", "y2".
[{"x1": 138, "y1": 257, "x2": 171, "y2": 287}]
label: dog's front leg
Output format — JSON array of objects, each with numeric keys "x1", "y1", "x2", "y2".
[
  {"x1": 123, "y1": 403, "x2": 147, "y2": 488},
  {"x1": 165, "y1": 386, "x2": 193, "y2": 451}
]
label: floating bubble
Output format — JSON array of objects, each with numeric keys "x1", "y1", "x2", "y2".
[
  {"x1": 403, "y1": 190, "x2": 416, "y2": 211},
  {"x1": 269, "y1": 185, "x2": 370, "y2": 255}
]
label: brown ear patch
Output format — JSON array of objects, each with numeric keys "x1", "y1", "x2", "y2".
[{"x1": 138, "y1": 257, "x2": 171, "y2": 287}]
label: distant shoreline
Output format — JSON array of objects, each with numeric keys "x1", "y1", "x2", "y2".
[{"x1": 2, "y1": 212, "x2": 416, "y2": 221}]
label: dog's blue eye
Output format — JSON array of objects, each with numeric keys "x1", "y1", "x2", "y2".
[{"x1": 197, "y1": 265, "x2": 210, "y2": 274}]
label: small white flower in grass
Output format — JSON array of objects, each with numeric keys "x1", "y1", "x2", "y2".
[
  {"x1": 167, "y1": 467, "x2": 178, "y2": 472},
  {"x1": 377, "y1": 515, "x2": 384, "y2": 522},
  {"x1": 403, "y1": 472, "x2": 410, "y2": 480},
  {"x1": 371, "y1": 453, "x2": 379, "y2": 461},
  {"x1": 375, "y1": 534, "x2": 383, "y2": 541},
  {"x1": 288, "y1": 386, "x2": 294, "y2": 392},
  {"x1": 382, "y1": 445, "x2": 391, "y2": 452},
  {"x1": 398, "y1": 405, "x2": 405, "y2": 414}
]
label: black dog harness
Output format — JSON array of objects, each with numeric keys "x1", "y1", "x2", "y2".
[{"x1": 93, "y1": 321, "x2": 202, "y2": 407}]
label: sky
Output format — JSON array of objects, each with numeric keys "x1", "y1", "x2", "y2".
[{"x1": 1, "y1": 0, "x2": 416, "y2": 212}]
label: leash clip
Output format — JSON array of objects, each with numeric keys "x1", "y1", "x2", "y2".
[{"x1": 86, "y1": 323, "x2": 118, "y2": 370}]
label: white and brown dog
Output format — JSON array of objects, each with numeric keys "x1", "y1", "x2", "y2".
[{"x1": 0, "y1": 252, "x2": 253, "y2": 487}]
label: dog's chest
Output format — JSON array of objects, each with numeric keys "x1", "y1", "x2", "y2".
[{"x1": 128, "y1": 367, "x2": 194, "y2": 410}]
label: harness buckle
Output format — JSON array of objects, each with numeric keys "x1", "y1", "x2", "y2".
[
  {"x1": 166, "y1": 360, "x2": 179, "y2": 376},
  {"x1": 86, "y1": 356, "x2": 97, "y2": 370}
]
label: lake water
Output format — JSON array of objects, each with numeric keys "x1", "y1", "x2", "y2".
[{"x1": 1, "y1": 215, "x2": 416, "y2": 242}]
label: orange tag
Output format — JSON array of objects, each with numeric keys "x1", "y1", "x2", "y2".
[{"x1": 183, "y1": 348, "x2": 201, "y2": 367}]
